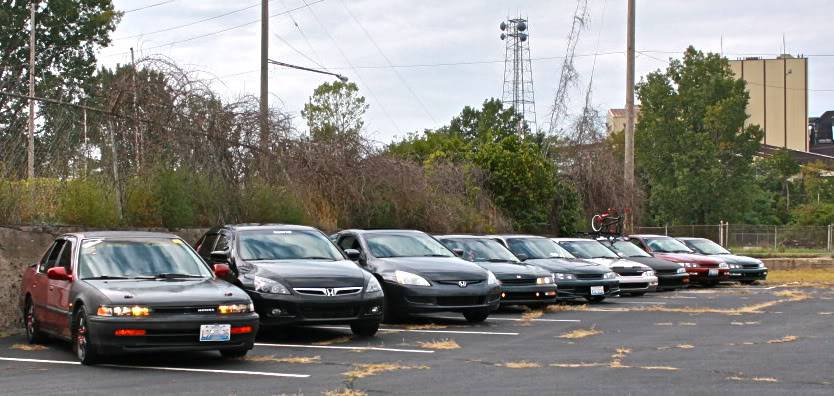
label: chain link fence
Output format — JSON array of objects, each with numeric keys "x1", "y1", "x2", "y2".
[{"x1": 635, "y1": 224, "x2": 834, "y2": 252}]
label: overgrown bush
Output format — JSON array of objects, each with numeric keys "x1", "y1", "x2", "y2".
[
  {"x1": 240, "y1": 179, "x2": 307, "y2": 224},
  {"x1": 0, "y1": 178, "x2": 62, "y2": 224},
  {"x1": 58, "y1": 178, "x2": 118, "y2": 227}
]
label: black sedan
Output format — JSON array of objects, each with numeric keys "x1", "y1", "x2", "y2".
[
  {"x1": 677, "y1": 237, "x2": 768, "y2": 284},
  {"x1": 491, "y1": 235, "x2": 620, "y2": 303},
  {"x1": 597, "y1": 238, "x2": 690, "y2": 291},
  {"x1": 332, "y1": 229, "x2": 501, "y2": 323},
  {"x1": 19, "y1": 231, "x2": 259, "y2": 365},
  {"x1": 197, "y1": 225, "x2": 384, "y2": 337}
]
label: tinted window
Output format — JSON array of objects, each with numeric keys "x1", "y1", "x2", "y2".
[
  {"x1": 238, "y1": 230, "x2": 344, "y2": 261},
  {"x1": 558, "y1": 241, "x2": 619, "y2": 259},
  {"x1": 440, "y1": 238, "x2": 518, "y2": 262},
  {"x1": 197, "y1": 234, "x2": 219, "y2": 256},
  {"x1": 57, "y1": 240, "x2": 73, "y2": 272},
  {"x1": 365, "y1": 233, "x2": 454, "y2": 258},
  {"x1": 39, "y1": 240, "x2": 65, "y2": 273},
  {"x1": 507, "y1": 238, "x2": 574, "y2": 260},
  {"x1": 78, "y1": 238, "x2": 212, "y2": 279}
]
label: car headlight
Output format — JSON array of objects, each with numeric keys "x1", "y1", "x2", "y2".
[
  {"x1": 97, "y1": 305, "x2": 150, "y2": 317},
  {"x1": 536, "y1": 275, "x2": 554, "y2": 284},
  {"x1": 393, "y1": 270, "x2": 431, "y2": 286},
  {"x1": 487, "y1": 271, "x2": 500, "y2": 285},
  {"x1": 553, "y1": 272, "x2": 577, "y2": 280},
  {"x1": 718, "y1": 263, "x2": 729, "y2": 269},
  {"x1": 676, "y1": 267, "x2": 687, "y2": 274},
  {"x1": 603, "y1": 271, "x2": 619, "y2": 280},
  {"x1": 253, "y1": 275, "x2": 291, "y2": 294},
  {"x1": 218, "y1": 303, "x2": 254, "y2": 314},
  {"x1": 366, "y1": 276, "x2": 383, "y2": 293},
  {"x1": 757, "y1": 262, "x2": 765, "y2": 268},
  {"x1": 643, "y1": 270, "x2": 655, "y2": 277}
]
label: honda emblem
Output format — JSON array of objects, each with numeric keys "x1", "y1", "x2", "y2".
[
  {"x1": 323, "y1": 288, "x2": 336, "y2": 296},
  {"x1": 458, "y1": 281, "x2": 467, "y2": 288}
]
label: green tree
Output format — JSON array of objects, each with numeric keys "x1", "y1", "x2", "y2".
[
  {"x1": 301, "y1": 81, "x2": 368, "y2": 141},
  {"x1": 636, "y1": 47, "x2": 763, "y2": 224}
]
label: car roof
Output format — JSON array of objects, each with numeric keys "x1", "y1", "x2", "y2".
[
  {"x1": 220, "y1": 224, "x2": 320, "y2": 232},
  {"x1": 435, "y1": 234, "x2": 491, "y2": 240},
  {"x1": 339, "y1": 229, "x2": 425, "y2": 235},
  {"x1": 488, "y1": 234, "x2": 546, "y2": 239},
  {"x1": 65, "y1": 231, "x2": 180, "y2": 239},
  {"x1": 551, "y1": 237, "x2": 595, "y2": 242}
]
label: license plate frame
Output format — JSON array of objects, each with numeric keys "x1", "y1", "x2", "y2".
[
  {"x1": 199, "y1": 324, "x2": 231, "y2": 342},
  {"x1": 708, "y1": 268, "x2": 718, "y2": 276},
  {"x1": 590, "y1": 286, "x2": 605, "y2": 296}
]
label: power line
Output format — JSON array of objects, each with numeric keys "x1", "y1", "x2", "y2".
[
  {"x1": 278, "y1": 0, "x2": 326, "y2": 70},
  {"x1": 122, "y1": 0, "x2": 176, "y2": 14},
  {"x1": 114, "y1": 1, "x2": 268, "y2": 41}
]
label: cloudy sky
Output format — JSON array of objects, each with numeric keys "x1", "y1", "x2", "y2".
[{"x1": 101, "y1": 0, "x2": 834, "y2": 143}]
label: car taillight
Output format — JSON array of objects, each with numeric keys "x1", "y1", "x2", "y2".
[
  {"x1": 231, "y1": 326, "x2": 253, "y2": 334},
  {"x1": 114, "y1": 329, "x2": 146, "y2": 336}
]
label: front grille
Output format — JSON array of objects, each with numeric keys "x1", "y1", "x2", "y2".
[
  {"x1": 299, "y1": 304, "x2": 358, "y2": 319},
  {"x1": 500, "y1": 277, "x2": 537, "y2": 285},
  {"x1": 152, "y1": 306, "x2": 219, "y2": 315},
  {"x1": 575, "y1": 273, "x2": 603, "y2": 280},
  {"x1": 620, "y1": 282, "x2": 649, "y2": 289},
  {"x1": 435, "y1": 280, "x2": 484, "y2": 286},
  {"x1": 293, "y1": 287, "x2": 362, "y2": 296},
  {"x1": 656, "y1": 269, "x2": 680, "y2": 275},
  {"x1": 742, "y1": 264, "x2": 760, "y2": 269},
  {"x1": 436, "y1": 296, "x2": 485, "y2": 306},
  {"x1": 616, "y1": 271, "x2": 644, "y2": 277}
]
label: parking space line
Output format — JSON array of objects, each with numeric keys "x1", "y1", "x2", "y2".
[
  {"x1": 434, "y1": 316, "x2": 581, "y2": 323},
  {"x1": 0, "y1": 357, "x2": 310, "y2": 378},
  {"x1": 616, "y1": 301, "x2": 667, "y2": 305},
  {"x1": 255, "y1": 343, "x2": 434, "y2": 354},
  {"x1": 314, "y1": 326, "x2": 519, "y2": 336}
]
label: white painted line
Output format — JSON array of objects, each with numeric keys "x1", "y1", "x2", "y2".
[
  {"x1": 462, "y1": 316, "x2": 581, "y2": 323},
  {"x1": 255, "y1": 343, "x2": 434, "y2": 354},
  {"x1": 315, "y1": 326, "x2": 519, "y2": 336},
  {"x1": 616, "y1": 301, "x2": 667, "y2": 305},
  {"x1": 0, "y1": 356, "x2": 310, "y2": 378}
]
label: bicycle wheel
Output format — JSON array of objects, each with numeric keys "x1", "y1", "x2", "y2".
[{"x1": 591, "y1": 215, "x2": 604, "y2": 232}]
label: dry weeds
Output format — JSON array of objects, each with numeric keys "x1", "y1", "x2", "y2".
[
  {"x1": 676, "y1": 344, "x2": 695, "y2": 349},
  {"x1": 245, "y1": 355, "x2": 321, "y2": 364},
  {"x1": 559, "y1": 327, "x2": 602, "y2": 339},
  {"x1": 519, "y1": 310, "x2": 544, "y2": 325},
  {"x1": 767, "y1": 335, "x2": 798, "y2": 344},
  {"x1": 546, "y1": 304, "x2": 588, "y2": 313},
  {"x1": 417, "y1": 339, "x2": 460, "y2": 350},
  {"x1": 10, "y1": 344, "x2": 47, "y2": 351},
  {"x1": 343, "y1": 363, "x2": 429, "y2": 380},
  {"x1": 403, "y1": 323, "x2": 448, "y2": 330},
  {"x1": 766, "y1": 269, "x2": 834, "y2": 285},
  {"x1": 322, "y1": 388, "x2": 367, "y2": 396},
  {"x1": 314, "y1": 336, "x2": 353, "y2": 346},
  {"x1": 497, "y1": 361, "x2": 542, "y2": 369},
  {"x1": 727, "y1": 376, "x2": 779, "y2": 383}
]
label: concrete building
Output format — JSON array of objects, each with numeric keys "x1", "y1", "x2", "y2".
[
  {"x1": 606, "y1": 107, "x2": 640, "y2": 134},
  {"x1": 729, "y1": 55, "x2": 809, "y2": 152}
]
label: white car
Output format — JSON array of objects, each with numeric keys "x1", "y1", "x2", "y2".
[{"x1": 552, "y1": 238, "x2": 658, "y2": 296}]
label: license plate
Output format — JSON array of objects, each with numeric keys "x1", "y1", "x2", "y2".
[
  {"x1": 708, "y1": 269, "x2": 718, "y2": 276},
  {"x1": 199, "y1": 324, "x2": 231, "y2": 342},
  {"x1": 590, "y1": 286, "x2": 605, "y2": 296}
]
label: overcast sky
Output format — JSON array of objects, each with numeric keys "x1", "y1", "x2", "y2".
[{"x1": 101, "y1": 0, "x2": 834, "y2": 143}]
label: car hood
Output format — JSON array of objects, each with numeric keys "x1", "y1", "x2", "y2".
[
  {"x1": 524, "y1": 258, "x2": 608, "y2": 274},
  {"x1": 472, "y1": 261, "x2": 548, "y2": 277},
  {"x1": 653, "y1": 252, "x2": 724, "y2": 264},
  {"x1": 621, "y1": 256, "x2": 682, "y2": 271},
  {"x1": 703, "y1": 254, "x2": 761, "y2": 265},
  {"x1": 378, "y1": 257, "x2": 487, "y2": 281},
  {"x1": 245, "y1": 259, "x2": 366, "y2": 288},
  {"x1": 584, "y1": 258, "x2": 651, "y2": 272},
  {"x1": 85, "y1": 278, "x2": 250, "y2": 305}
]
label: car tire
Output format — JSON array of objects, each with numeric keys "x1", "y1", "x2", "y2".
[
  {"x1": 350, "y1": 320, "x2": 380, "y2": 337},
  {"x1": 220, "y1": 348, "x2": 249, "y2": 359},
  {"x1": 24, "y1": 298, "x2": 47, "y2": 344},
  {"x1": 585, "y1": 296, "x2": 606, "y2": 303},
  {"x1": 463, "y1": 310, "x2": 489, "y2": 323},
  {"x1": 73, "y1": 307, "x2": 101, "y2": 365}
]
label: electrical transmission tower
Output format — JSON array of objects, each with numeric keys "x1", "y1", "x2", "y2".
[{"x1": 500, "y1": 17, "x2": 537, "y2": 133}]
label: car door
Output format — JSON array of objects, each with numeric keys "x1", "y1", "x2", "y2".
[
  {"x1": 29, "y1": 240, "x2": 63, "y2": 332},
  {"x1": 45, "y1": 238, "x2": 75, "y2": 335}
]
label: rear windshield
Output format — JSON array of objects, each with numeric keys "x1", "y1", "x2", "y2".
[
  {"x1": 78, "y1": 238, "x2": 212, "y2": 279},
  {"x1": 237, "y1": 230, "x2": 344, "y2": 261}
]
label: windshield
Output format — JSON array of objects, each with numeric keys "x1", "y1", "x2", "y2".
[
  {"x1": 238, "y1": 230, "x2": 344, "y2": 261},
  {"x1": 645, "y1": 237, "x2": 693, "y2": 254},
  {"x1": 78, "y1": 238, "x2": 213, "y2": 279},
  {"x1": 440, "y1": 238, "x2": 519, "y2": 262},
  {"x1": 365, "y1": 232, "x2": 454, "y2": 258},
  {"x1": 608, "y1": 241, "x2": 651, "y2": 257},
  {"x1": 683, "y1": 239, "x2": 730, "y2": 255},
  {"x1": 557, "y1": 240, "x2": 619, "y2": 259},
  {"x1": 506, "y1": 238, "x2": 575, "y2": 260}
]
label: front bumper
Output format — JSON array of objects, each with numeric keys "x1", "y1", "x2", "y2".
[
  {"x1": 729, "y1": 268, "x2": 768, "y2": 281},
  {"x1": 88, "y1": 313, "x2": 259, "y2": 355},
  {"x1": 657, "y1": 273, "x2": 690, "y2": 290},
  {"x1": 498, "y1": 284, "x2": 559, "y2": 305},
  {"x1": 617, "y1": 275, "x2": 658, "y2": 293},
  {"x1": 384, "y1": 281, "x2": 501, "y2": 314},
  {"x1": 249, "y1": 290, "x2": 385, "y2": 326},
  {"x1": 555, "y1": 279, "x2": 620, "y2": 300},
  {"x1": 686, "y1": 268, "x2": 730, "y2": 284}
]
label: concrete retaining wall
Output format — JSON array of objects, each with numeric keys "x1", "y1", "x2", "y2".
[{"x1": 762, "y1": 257, "x2": 834, "y2": 270}]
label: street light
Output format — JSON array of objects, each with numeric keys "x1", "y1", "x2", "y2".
[{"x1": 267, "y1": 59, "x2": 348, "y2": 82}]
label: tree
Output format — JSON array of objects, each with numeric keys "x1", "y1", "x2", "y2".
[
  {"x1": 301, "y1": 81, "x2": 368, "y2": 142},
  {"x1": 635, "y1": 47, "x2": 764, "y2": 224}
]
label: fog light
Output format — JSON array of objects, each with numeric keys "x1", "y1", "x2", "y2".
[
  {"x1": 369, "y1": 306, "x2": 381, "y2": 314},
  {"x1": 270, "y1": 308, "x2": 283, "y2": 317},
  {"x1": 501, "y1": 292, "x2": 506, "y2": 298},
  {"x1": 535, "y1": 292, "x2": 540, "y2": 297},
  {"x1": 231, "y1": 326, "x2": 253, "y2": 334}
]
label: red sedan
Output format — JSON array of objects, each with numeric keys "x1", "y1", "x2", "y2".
[{"x1": 627, "y1": 235, "x2": 729, "y2": 286}]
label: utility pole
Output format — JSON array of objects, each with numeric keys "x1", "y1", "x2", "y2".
[
  {"x1": 130, "y1": 47, "x2": 140, "y2": 170},
  {"x1": 259, "y1": 0, "x2": 269, "y2": 151},
  {"x1": 623, "y1": 0, "x2": 636, "y2": 229},
  {"x1": 27, "y1": 0, "x2": 36, "y2": 179},
  {"x1": 82, "y1": 107, "x2": 88, "y2": 176}
]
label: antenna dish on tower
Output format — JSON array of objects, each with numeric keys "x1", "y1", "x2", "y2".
[
  {"x1": 499, "y1": 21, "x2": 507, "y2": 31},
  {"x1": 517, "y1": 21, "x2": 527, "y2": 31},
  {"x1": 500, "y1": 33, "x2": 506, "y2": 40}
]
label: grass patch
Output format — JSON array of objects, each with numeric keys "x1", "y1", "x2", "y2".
[
  {"x1": 417, "y1": 339, "x2": 460, "y2": 350},
  {"x1": 343, "y1": 363, "x2": 429, "y2": 380},
  {"x1": 323, "y1": 388, "x2": 367, "y2": 396},
  {"x1": 767, "y1": 335, "x2": 798, "y2": 344},
  {"x1": 767, "y1": 269, "x2": 834, "y2": 285},
  {"x1": 519, "y1": 309, "x2": 544, "y2": 325},
  {"x1": 246, "y1": 355, "x2": 320, "y2": 364},
  {"x1": 314, "y1": 336, "x2": 353, "y2": 345},
  {"x1": 559, "y1": 327, "x2": 602, "y2": 339},
  {"x1": 10, "y1": 344, "x2": 47, "y2": 351},
  {"x1": 546, "y1": 304, "x2": 588, "y2": 313},
  {"x1": 497, "y1": 361, "x2": 542, "y2": 369}
]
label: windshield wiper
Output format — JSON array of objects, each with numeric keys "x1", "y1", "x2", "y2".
[
  {"x1": 154, "y1": 273, "x2": 204, "y2": 279},
  {"x1": 299, "y1": 256, "x2": 336, "y2": 260},
  {"x1": 423, "y1": 254, "x2": 452, "y2": 257},
  {"x1": 484, "y1": 258, "x2": 514, "y2": 263},
  {"x1": 84, "y1": 275, "x2": 129, "y2": 280}
]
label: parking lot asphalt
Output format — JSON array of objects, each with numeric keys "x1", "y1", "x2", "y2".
[{"x1": 1, "y1": 285, "x2": 832, "y2": 396}]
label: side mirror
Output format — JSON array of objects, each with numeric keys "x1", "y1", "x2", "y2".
[
  {"x1": 213, "y1": 263, "x2": 231, "y2": 278},
  {"x1": 47, "y1": 267, "x2": 72, "y2": 282},
  {"x1": 344, "y1": 249, "x2": 361, "y2": 261},
  {"x1": 516, "y1": 253, "x2": 529, "y2": 261},
  {"x1": 210, "y1": 250, "x2": 230, "y2": 263},
  {"x1": 451, "y1": 248, "x2": 465, "y2": 257}
]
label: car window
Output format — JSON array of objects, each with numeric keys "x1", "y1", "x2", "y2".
[
  {"x1": 506, "y1": 238, "x2": 574, "y2": 260},
  {"x1": 197, "y1": 234, "x2": 219, "y2": 256},
  {"x1": 39, "y1": 240, "x2": 66, "y2": 273},
  {"x1": 78, "y1": 238, "x2": 212, "y2": 279},
  {"x1": 558, "y1": 241, "x2": 619, "y2": 259},
  {"x1": 610, "y1": 241, "x2": 651, "y2": 257},
  {"x1": 364, "y1": 233, "x2": 454, "y2": 258},
  {"x1": 645, "y1": 237, "x2": 693, "y2": 254},
  {"x1": 215, "y1": 234, "x2": 230, "y2": 252},
  {"x1": 683, "y1": 239, "x2": 729, "y2": 255},
  {"x1": 440, "y1": 238, "x2": 518, "y2": 262},
  {"x1": 57, "y1": 240, "x2": 74, "y2": 272},
  {"x1": 237, "y1": 230, "x2": 344, "y2": 261}
]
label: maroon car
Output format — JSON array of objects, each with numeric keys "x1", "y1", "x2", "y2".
[{"x1": 627, "y1": 235, "x2": 729, "y2": 286}]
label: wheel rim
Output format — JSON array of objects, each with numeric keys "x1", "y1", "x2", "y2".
[
  {"x1": 25, "y1": 303, "x2": 35, "y2": 339},
  {"x1": 76, "y1": 315, "x2": 87, "y2": 361}
]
